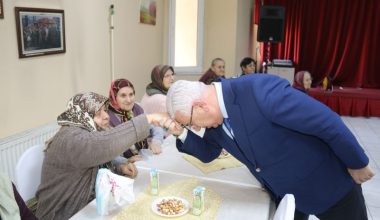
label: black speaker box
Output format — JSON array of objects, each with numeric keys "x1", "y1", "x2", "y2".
[{"x1": 257, "y1": 6, "x2": 285, "y2": 42}]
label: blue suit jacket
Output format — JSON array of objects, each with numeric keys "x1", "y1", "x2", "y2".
[{"x1": 176, "y1": 74, "x2": 369, "y2": 214}]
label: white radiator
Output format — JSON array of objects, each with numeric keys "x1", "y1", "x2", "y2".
[{"x1": 0, "y1": 122, "x2": 60, "y2": 181}]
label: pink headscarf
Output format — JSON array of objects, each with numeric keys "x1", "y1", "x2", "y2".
[{"x1": 109, "y1": 79, "x2": 135, "y2": 110}]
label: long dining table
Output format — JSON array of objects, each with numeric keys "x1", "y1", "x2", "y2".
[{"x1": 70, "y1": 136, "x2": 273, "y2": 220}]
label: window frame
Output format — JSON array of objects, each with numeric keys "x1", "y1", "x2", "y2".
[{"x1": 168, "y1": 0, "x2": 204, "y2": 74}]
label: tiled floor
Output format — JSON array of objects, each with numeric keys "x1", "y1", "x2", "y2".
[{"x1": 309, "y1": 116, "x2": 380, "y2": 220}]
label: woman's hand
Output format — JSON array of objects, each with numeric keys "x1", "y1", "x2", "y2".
[
  {"x1": 146, "y1": 113, "x2": 171, "y2": 127},
  {"x1": 149, "y1": 140, "x2": 162, "y2": 154},
  {"x1": 119, "y1": 162, "x2": 138, "y2": 178},
  {"x1": 128, "y1": 155, "x2": 143, "y2": 163},
  {"x1": 146, "y1": 113, "x2": 184, "y2": 136},
  {"x1": 164, "y1": 120, "x2": 184, "y2": 137}
]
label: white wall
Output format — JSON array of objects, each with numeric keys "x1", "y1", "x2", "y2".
[
  {"x1": 0, "y1": 0, "x2": 253, "y2": 137},
  {"x1": 203, "y1": 0, "x2": 237, "y2": 78},
  {"x1": 203, "y1": 0, "x2": 252, "y2": 77},
  {"x1": 112, "y1": 0, "x2": 165, "y2": 99},
  {"x1": 235, "y1": 0, "x2": 253, "y2": 76},
  {"x1": 0, "y1": 0, "x2": 165, "y2": 137}
]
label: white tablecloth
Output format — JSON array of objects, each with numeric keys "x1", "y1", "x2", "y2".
[
  {"x1": 137, "y1": 135, "x2": 261, "y2": 187},
  {"x1": 70, "y1": 136, "x2": 272, "y2": 220}
]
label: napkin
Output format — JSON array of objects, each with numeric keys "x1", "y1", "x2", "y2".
[{"x1": 182, "y1": 154, "x2": 242, "y2": 174}]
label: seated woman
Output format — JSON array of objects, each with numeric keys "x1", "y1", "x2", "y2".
[
  {"x1": 35, "y1": 92, "x2": 168, "y2": 220},
  {"x1": 140, "y1": 65, "x2": 175, "y2": 114},
  {"x1": 292, "y1": 70, "x2": 312, "y2": 93},
  {"x1": 0, "y1": 173, "x2": 37, "y2": 220},
  {"x1": 199, "y1": 58, "x2": 226, "y2": 85},
  {"x1": 239, "y1": 57, "x2": 257, "y2": 76},
  {"x1": 109, "y1": 78, "x2": 164, "y2": 156},
  {"x1": 322, "y1": 75, "x2": 333, "y2": 92}
]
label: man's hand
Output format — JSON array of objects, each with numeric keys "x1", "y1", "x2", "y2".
[
  {"x1": 163, "y1": 119, "x2": 184, "y2": 137},
  {"x1": 348, "y1": 165, "x2": 375, "y2": 184},
  {"x1": 149, "y1": 140, "x2": 162, "y2": 154},
  {"x1": 119, "y1": 162, "x2": 138, "y2": 178},
  {"x1": 146, "y1": 113, "x2": 184, "y2": 136}
]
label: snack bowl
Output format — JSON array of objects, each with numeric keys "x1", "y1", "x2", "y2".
[{"x1": 151, "y1": 196, "x2": 190, "y2": 217}]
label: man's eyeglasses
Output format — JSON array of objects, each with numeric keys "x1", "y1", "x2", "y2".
[{"x1": 181, "y1": 106, "x2": 193, "y2": 131}]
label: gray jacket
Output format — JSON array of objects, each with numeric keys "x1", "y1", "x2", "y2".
[{"x1": 35, "y1": 115, "x2": 150, "y2": 220}]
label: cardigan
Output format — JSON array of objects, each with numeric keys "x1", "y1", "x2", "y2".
[{"x1": 35, "y1": 115, "x2": 150, "y2": 220}]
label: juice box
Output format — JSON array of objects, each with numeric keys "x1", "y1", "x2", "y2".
[
  {"x1": 192, "y1": 186, "x2": 205, "y2": 215},
  {"x1": 150, "y1": 168, "x2": 159, "y2": 195}
]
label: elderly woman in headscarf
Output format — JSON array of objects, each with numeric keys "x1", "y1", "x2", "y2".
[
  {"x1": 199, "y1": 58, "x2": 226, "y2": 85},
  {"x1": 293, "y1": 70, "x2": 312, "y2": 93},
  {"x1": 35, "y1": 92, "x2": 169, "y2": 220},
  {"x1": 140, "y1": 65, "x2": 175, "y2": 114},
  {"x1": 108, "y1": 79, "x2": 164, "y2": 156}
]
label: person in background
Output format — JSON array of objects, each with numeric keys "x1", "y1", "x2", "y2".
[
  {"x1": 293, "y1": 71, "x2": 312, "y2": 93},
  {"x1": 240, "y1": 57, "x2": 257, "y2": 76},
  {"x1": 140, "y1": 64, "x2": 175, "y2": 140},
  {"x1": 0, "y1": 173, "x2": 37, "y2": 220},
  {"x1": 109, "y1": 78, "x2": 164, "y2": 157},
  {"x1": 35, "y1": 92, "x2": 169, "y2": 220},
  {"x1": 199, "y1": 58, "x2": 226, "y2": 85},
  {"x1": 140, "y1": 65, "x2": 175, "y2": 114},
  {"x1": 164, "y1": 75, "x2": 374, "y2": 220},
  {"x1": 322, "y1": 75, "x2": 333, "y2": 92}
]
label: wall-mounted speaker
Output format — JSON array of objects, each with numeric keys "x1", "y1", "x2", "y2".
[{"x1": 257, "y1": 6, "x2": 285, "y2": 42}]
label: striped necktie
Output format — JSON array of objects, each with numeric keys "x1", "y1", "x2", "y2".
[{"x1": 223, "y1": 118, "x2": 234, "y2": 137}]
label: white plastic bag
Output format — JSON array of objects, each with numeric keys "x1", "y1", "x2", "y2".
[
  {"x1": 95, "y1": 168, "x2": 135, "y2": 216},
  {"x1": 139, "y1": 149, "x2": 154, "y2": 160}
]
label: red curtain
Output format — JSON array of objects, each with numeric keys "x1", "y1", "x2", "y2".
[{"x1": 256, "y1": 0, "x2": 380, "y2": 88}]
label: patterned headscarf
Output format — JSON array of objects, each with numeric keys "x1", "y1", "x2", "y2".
[
  {"x1": 146, "y1": 65, "x2": 174, "y2": 96},
  {"x1": 109, "y1": 79, "x2": 135, "y2": 122},
  {"x1": 57, "y1": 92, "x2": 109, "y2": 132},
  {"x1": 109, "y1": 79, "x2": 135, "y2": 110},
  {"x1": 293, "y1": 71, "x2": 309, "y2": 92},
  {"x1": 108, "y1": 79, "x2": 147, "y2": 158}
]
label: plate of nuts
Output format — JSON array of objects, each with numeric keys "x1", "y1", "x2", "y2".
[{"x1": 151, "y1": 196, "x2": 190, "y2": 217}]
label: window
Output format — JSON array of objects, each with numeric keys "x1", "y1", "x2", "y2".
[{"x1": 168, "y1": 0, "x2": 204, "y2": 74}]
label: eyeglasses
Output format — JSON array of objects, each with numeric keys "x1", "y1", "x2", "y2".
[{"x1": 181, "y1": 105, "x2": 193, "y2": 131}]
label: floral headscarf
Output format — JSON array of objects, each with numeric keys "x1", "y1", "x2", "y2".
[
  {"x1": 108, "y1": 79, "x2": 147, "y2": 158},
  {"x1": 57, "y1": 92, "x2": 108, "y2": 132},
  {"x1": 146, "y1": 65, "x2": 174, "y2": 96},
  {"x1": 109, "y1": 79, "x2": 135, "y2": 122},
  {"x1": 109, "y1": 79, "x2": 135, "y2": 110}
]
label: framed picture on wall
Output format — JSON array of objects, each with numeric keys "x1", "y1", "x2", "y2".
[
  {"x1": 15, "y1": 7, "x2": 66, "y2": 58},
  {"x1": 140, "y1": 0, "x2": 156, "y2": 25},
  {"x1": 0, "y1": 0, "x2": 4, "y2": 19}
]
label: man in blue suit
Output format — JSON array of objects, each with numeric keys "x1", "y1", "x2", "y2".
[{"x1": 164, "y1": 74, "x2": 374, "y2": 220}]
